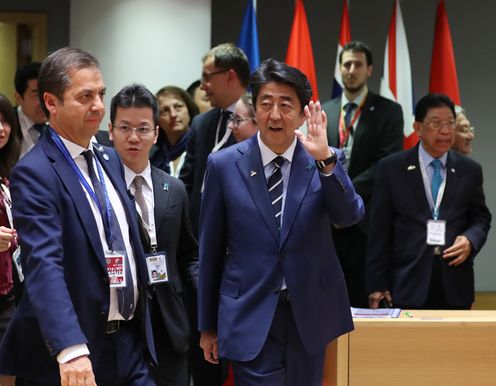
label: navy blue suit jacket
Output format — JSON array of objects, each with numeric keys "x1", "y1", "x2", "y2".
[
  {"x1": 198, "y1": 136, "x2": 364, "y2": 361},
  {"x1": 366, "y1": 145, "x2": 491, "y2": 307},
  {"x1": 0, "y1": 131, "x2": 155, "y2": 383}
]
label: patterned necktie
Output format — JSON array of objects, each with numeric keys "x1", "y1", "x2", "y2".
[
  {"x1": 133, "y1": 175, "x2": 149, "y2": 226},
  {"x1": 82, "y1": 150, "x2": 135, "y2": 319},
  {"x1": 217, "y1": 110, "x2": 231, "y2": 144},
  {"x1": 344, "y1": 102, "x2": 357, "y2": 129},
  {"x1": 430, "y1": 159, "x2": 443, "y2": 204},
  {"x1": 267, "y1": 156, "x2": 285, "y2": 229}
]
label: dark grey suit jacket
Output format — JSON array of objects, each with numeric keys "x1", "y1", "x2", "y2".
[
  {"x1": 322, "y1": 91, "x2": 404, "y2": 205},
  {"x1": 179, "y1": 108, "x2": 236, "y2": 236},
  {"x1": 145, "y1": 166, "x2": 198, "y2": 352}
]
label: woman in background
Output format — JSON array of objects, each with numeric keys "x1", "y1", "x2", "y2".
[
  {"x1": 151, "y1": 86, "x2": 199, "y2": 177},
  {"x1": 228, "y1": 93, "x2": 257, "y2": 142},
  {"x1": 0, "y1": 93, "x2": 22, "y2": 386}
]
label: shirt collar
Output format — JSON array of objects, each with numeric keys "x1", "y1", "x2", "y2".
[
  {"x1": 419, "y1": 142, "x2": 448, "y2": 168},
  {"x1": 59, "y1": 135, "x2": 92, "y2": 160},
  {"x1": 341, "y1": 86, "x2": 368, "y2": 108},
  {"x1": 17, "y1": 106, "x2": 35, "y2": 130},
  {"x1": 257, "y1": 131, "x2": 297, "y2": 167},
  {"x1": 124, "y1": 162, "x2": 153, "y2": 190}
]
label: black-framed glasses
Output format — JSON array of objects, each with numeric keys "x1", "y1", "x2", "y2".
[
  {"x1": 228, "y1": 114, "x2": 254, "y2": 128},
  {"x1": 201, "y1": 69, "x2": 229, "y2": 83},
  {"x1": 422, "y1": 119, "x2": 456, "y2": 131},
  {"x1": 113, "y1": 124, "x2": 155, "y2": 136}
]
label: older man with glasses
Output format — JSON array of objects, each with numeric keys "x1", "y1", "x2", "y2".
[
  {"x1": 452, "y1": 106, "x2": 475, "y2": 155},
  {"x1": 366, "y1": 93, "x2": 491, "y2": 311}
]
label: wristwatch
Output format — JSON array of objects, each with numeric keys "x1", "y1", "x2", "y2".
[{"x1": 316, "y1": 149, "x2": 337, "y2": 170}]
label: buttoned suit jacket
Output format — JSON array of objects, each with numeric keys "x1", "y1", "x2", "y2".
[
  {"x1": 179, "y1": 108, "x2": 236, "y2": 236},
  {"x1": 198, "y1": 135, "x2": 364, "y2": 361},
  {"x1": 322, "y1": 91, "x2": 404, "y2": 206},
  {"x1": 0, "y1": 130, "x2": 156, "y2": 383},
  {"x1": 146, "y1": 166, "x2": 198, "y2": 353},
  {"x1": 366, "y1": 145, "x2": 491, "y2": 307}
]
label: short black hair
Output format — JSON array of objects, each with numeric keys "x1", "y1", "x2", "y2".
[
  {"x1": 339, "y1": 41, "x2": 373, "y2": 66},
  {"x1": 186, "y1": 80, "x2": 201, "y2": 97},
  {"x1": 203, "y1": 43, "x2": 251, "y2": 88},
  {"x1": 38, "y1": 47, "x2": 100, "y2": 118},
  {"x1": 110, "y1": 83, "x2": 159, "y2": 125},
  {"x1": 414, "y1": 93, "x2": 455, "y2": 122},
  {"x1": 14, "y1": 62, "x2": 42, "y2": 96},
  {"x1": 250, "y1": 59, "x2": 312, "y2": 113}
]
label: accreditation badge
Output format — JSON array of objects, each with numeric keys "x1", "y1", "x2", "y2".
[
  {"x1": 426, "y1": 219, "x2": 446, "y2": 246},
  {"x1": 105, "y1": 250, "x2": 127, "y2": 288},
  {"x1": 145, "y1": 251, "x2": 168, "y2": 284}
]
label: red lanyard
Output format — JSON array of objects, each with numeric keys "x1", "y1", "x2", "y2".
[{"x1": 338, "y1": 97, "x2": 366, "y2": 148}]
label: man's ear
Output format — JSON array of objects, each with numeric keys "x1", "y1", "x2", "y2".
[
  {"x1": 43, "y1": 92, "x2": 58, "y2": 116},
  {"x1": 108, "y1": 122, "x2": 114, "y2": 141},
  {"x1": 14, "y1": 92, "x2": 23, "y2": 106}
]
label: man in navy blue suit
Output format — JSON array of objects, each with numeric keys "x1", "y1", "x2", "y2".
[
  {"x1": 366, "y1": 93, "x2": 491, "y2": 309},
  {"x1": 198, "y1": 59, "x2": 364, "y2": 386},
  {"x1": 0, "y1": 48, "x2": 155, "y2": 386}
]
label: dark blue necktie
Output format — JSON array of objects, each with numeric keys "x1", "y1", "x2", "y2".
[
  {"x1": 430, "y1": 159, "x2": 443, "y2": 204},
  {"x1": 344, "y1": 102, "x2": 357, "y2": 129},
  {"x1": 82, "y1": 150, "x2": 135, "y2": 319},
  {"x1": 267, "y1": 156, "x2": 285, "y2": 230},
  {"x1": 32, "y1": 123, "x2": 47, "y2": 135}
]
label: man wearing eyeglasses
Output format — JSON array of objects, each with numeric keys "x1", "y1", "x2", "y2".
[
  {"x1": 178, "y1": 43, "x2": 249, "y2": 386},
  {"x1": 366, "y1": 93, "x2": 491, "y2": 310},
  {"x1": 108, "y1": 84, "x2": 198, "y2": 386},
  {"x1": 452, "y1": 107, "x2": 475, "y2": 155}
]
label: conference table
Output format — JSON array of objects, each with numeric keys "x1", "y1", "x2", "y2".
[{"x1": 323, "y1": 310, "x2": 496, "y2": 386}]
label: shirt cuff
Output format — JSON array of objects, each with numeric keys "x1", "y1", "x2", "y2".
[
  {"x1": 319, "y1": 170, "x2": 334, "y2": 177},
  {"x1": 57, "y1": 344, "x2": 90, "y2": 364}
]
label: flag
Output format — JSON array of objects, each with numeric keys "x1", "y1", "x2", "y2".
[
  {"x1": 429, "y1": 0, "x2": 460, "y2": 105},
  {"x1": 331, "y1": 0, "x2": 351, "y2": 99},
  {"x1": 380, "y1": 0, "x2": 416, "y2": 148},
  {"x1": 285, "y1": 0, "x2": 319, "y2": 101},
  {"x1": 238, "y1": 0, "x2": 260, "y2": 73}
]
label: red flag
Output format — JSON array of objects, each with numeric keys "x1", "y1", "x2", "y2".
[
  {"x1": 429, "y1": 0, "x2": 460, "y2": 105},
  {"x1": 285, "y1": 0, "x2": 319, "y2": 101}
]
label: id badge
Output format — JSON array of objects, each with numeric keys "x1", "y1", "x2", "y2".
[
  {"x1": 426, "y1": 220, "x2": 446, "y2": 246},
  {"x1": 105, "y1": 250, "x2": 127, "y2": 288},
  {"x1": 146, "y1": 251, "x2": 168, "y2": 284}
]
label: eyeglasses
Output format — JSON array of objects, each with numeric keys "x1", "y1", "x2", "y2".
[
  {"x1": 113, "y1": 124, "x2": 155, "y2": 136},
  {"x1": 422, "y1": 120, "x2": 456, "y2": 131},
  {"x1": 228, "y1": 114, "x2": 254, "y2": 128},
  {"x1": 456, "y1": 125, "x2": 475, "y2": 135},
  {"x1": 201, "y1": 69, "x2": 229, "y2": 83}
]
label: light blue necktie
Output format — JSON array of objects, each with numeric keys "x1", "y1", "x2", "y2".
[{"x1": 430, "y1": 159, "x2": 443, "y2": 207}]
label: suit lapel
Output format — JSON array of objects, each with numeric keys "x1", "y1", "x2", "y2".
[
  {"x1": 404, "y1": 145, "x2": 432, "y2": 217},
  {"x1": 439, "y1": 151, "x2": 458, "y2": 218},
  {"x1": 151, "y1": 167, "x2": 170, "y2": 228},
  {"x1": 44, "y1": 135, "x2": 107, "y2": 272},
  {"x1": 280, "y1": 142, "x2": 314, "y2": 247},
  {"x1": 236, "y1": 137, "x2": 280, "y2": 244}
]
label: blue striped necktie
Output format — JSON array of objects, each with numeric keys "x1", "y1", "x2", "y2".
[{"x1": 267, "y1": 156, "x2": 285, "y2": 230}]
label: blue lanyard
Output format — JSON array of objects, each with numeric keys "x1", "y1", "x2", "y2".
[{"x1": 49, "y1": 128, "x2": 116, "y2": 250}]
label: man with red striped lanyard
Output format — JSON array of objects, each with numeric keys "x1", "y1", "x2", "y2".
[{"x1": 322, "y1": 41, "x2": 404, "y2": 308}]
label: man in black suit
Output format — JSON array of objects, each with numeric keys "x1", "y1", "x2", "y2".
[
  {"x1": 322, "y1": 41, "x2": 404, "y2": 307},
  {"x1": 366, "y1": 93, "x2": 491, "y2": 309},
  {"x1": 179, "y1": 42, "x2": 250, "y2": 237},
  {"x1": 109, "y1": 84, "x2": 198, "y2": 386},
  {"x1": 13, "y1": 62, "x2": 48, "y2": 157},
  {"x1": 179, "y1": 42, "x2": 249, "y2": 386}
]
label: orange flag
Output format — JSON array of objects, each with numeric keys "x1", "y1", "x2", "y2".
[
  {"x1": 285, "y1": 0, "x2": 319, "y2": 101},
  {"x1": 429, "y1": 0, "x2": 460, "y2": 105}
]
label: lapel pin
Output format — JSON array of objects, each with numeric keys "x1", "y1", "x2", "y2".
[
  {"x1": 250, "y1": 170, "x2": 257, "y2": 177},
  {"x1": 451, "y1": 168, "x2": 455, "y2": 173},
  {"x1": 370, "y1": 106, "x2": 375, "y2": 111},
  {"x1": 407, "y1": 165, "x2": 416, "y2": 171},
  {"x1": 163, "y1": 182, "x2": 169, "y2": 191},
  {"x1": 103, "y1": 154, "x2": 109, "y2": 161}
]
